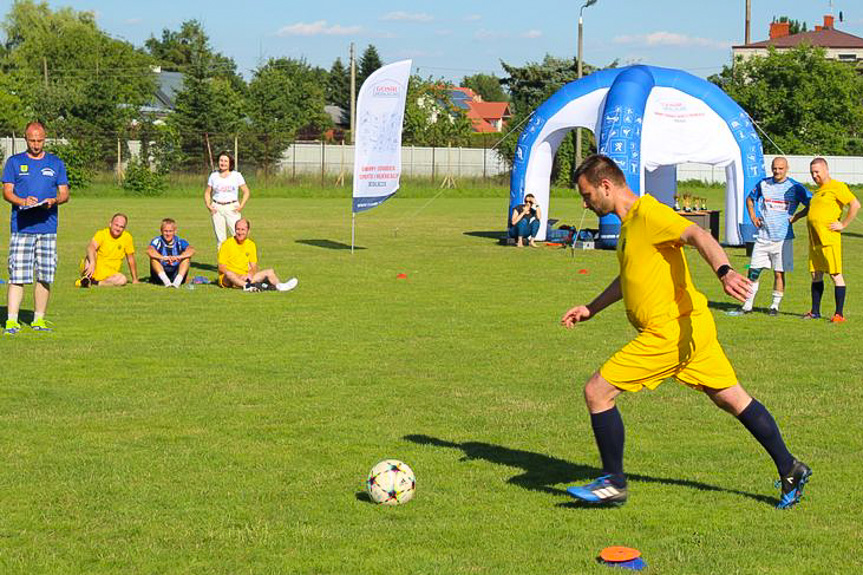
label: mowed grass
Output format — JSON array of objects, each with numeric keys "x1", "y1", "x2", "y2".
[{"x1": 1, "y1": 191, "x2": 861, "y2": 574}]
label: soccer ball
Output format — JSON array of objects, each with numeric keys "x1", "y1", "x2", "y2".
[{"x1": 366, "y1": 459, "x2": 416, "y2": 505}]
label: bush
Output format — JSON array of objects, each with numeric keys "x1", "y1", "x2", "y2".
[
  {"x1": 46, "y1": 138, "x2": 100, "y2": 189},
  {"x1": 122, "y1": 158, "x2": 166, "y2": 196}
]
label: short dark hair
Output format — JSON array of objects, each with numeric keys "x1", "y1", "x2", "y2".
[
  {"x1": 810, "y1": 157, "x2": 828, "y2": 168},
  {"x1": 111, "y1": 212, "x2": 128, "y2": 224},
  {"x1": 217, "y1": 151, "x2": 235, "y2": 171},
  {"x1": 160, "y1": 218, "x2": 176, "y2": 229},
  {"x1": 574, "y1": 154, "x2": 626, "y2": 187}
]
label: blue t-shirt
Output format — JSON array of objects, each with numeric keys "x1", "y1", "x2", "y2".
[
  {"x1": 2, "y1": 152, "x2": 68, "y2": 234},
  {"x1": 748, "y1": 176, "x2": 811, "y2": 241},
  {"x1": 149, "y1": 235, "x2": 190, "y2": 272}
]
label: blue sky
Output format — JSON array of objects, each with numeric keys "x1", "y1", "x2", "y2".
[{"x1": 32, "y1": 0, "x2": 863, "y2": 82}]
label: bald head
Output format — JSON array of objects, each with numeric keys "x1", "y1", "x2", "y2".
[{"x1": 771, "y1": 157, "x2": 788, "y2": 183}]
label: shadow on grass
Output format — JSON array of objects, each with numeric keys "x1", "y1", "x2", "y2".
[
  {"x1": 706, "y1": 300, "x2": 742, "y2": 313},
  {"x1": 190, "y1": 262, "x2": 218, "y2": 272},
  {"x1": 405, "y1": 434, "x2": 777, "y2": 507},
  {"x1": 843, "y1": 231, "x2": 863, "y2": 239},
  {"x1": 463, "y1": 231, "x2": 507, "y2": 244},
  {"x1": 0, "y1": 306, "x2": 34, "y2": 324},
  {"x1": 296, "y1": 239, "x2": 365, "y2": 250}
]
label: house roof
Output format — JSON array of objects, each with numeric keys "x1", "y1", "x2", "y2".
[
  {"x1": 733, "y1": 27, "x2": 863, "y2": 50},
  {"x1": 142, "y1": 71, "x2": 185, "y2": 114},
  {"x1": 470, "y1": 101, "x2": 511, "y2": 121}
]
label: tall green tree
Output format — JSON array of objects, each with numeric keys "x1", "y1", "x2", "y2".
[
  {"x1": 461, "y1": 73, "x2": 509, "y2": 102},
  {"x1": 711, "y1": 45, "x2": 863, "y2": 155},
  {"x1": 327, "y1": 57, "x2": 350, "y2": 110},
  {"x1": 358, "y1": 45, "x2": 383, "y2": 87},
  {"x1": 244, "y1": 58, "x2": 331, "y2": 173},
  {"x1": 1, "y1": 0, "x2": 155, "y2": 171},
  {"x1": 145, "y1": 19, "x2": 245, "y2": 93},
  {"x1": 166, "y1": 22, "x2": 245, "y2": 170},
  {"x1": 774, "y1": 16, "x2": 807, "y2": 35}
]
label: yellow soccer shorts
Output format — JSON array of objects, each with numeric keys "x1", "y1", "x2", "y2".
[
  {"x1": 808, "y1": 242, "x2": 842, "y2": 274},
  {"x1": 599, "y1": 310, "x2": 738, "y2": 392}
]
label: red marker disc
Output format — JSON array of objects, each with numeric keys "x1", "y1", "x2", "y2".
[{"x1": 599, "y1": 546, "x2": 641, "y2": 563}]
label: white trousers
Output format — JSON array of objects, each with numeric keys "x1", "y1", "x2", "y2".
[{"x1": 212, "y1": 202, "x2": 241, "y2": 249}]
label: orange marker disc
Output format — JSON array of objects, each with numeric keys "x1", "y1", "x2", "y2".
[{"x1": 599, "y1": 546, "x2": 641, "y2": 563}]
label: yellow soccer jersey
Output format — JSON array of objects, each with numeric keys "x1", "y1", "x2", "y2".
[
  {"x1": 92, "y1": 228, "x2": 135, "y2": 281},
  {"x1": 617, "y1": 195, "x2": 707, "y2": 331},
  {"x1": 218, "y1": 237, "x2": 257, "y2": 276},
  {"x1": 807, "y1": 179, "x2": 857, "y2": 247}
]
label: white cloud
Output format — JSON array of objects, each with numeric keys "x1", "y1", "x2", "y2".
[
  {"x1": 475, "y1": 28, "x2": 507, "y2": 40},
  {"x1": 435, "y1": 29, "x2": 454, "y2": 37},
  {"x1": 613, "y1": 31, "x2": 730, "y2": 50},
  {"x1": 381, "y1": 11, "x2": 434, "y2": 22},
  {"x1": 521, "y1": 29, "x2": 543, "y2": 39},
  {"x1": 464, "y1": 14, "x2": 482, "y2": 22},
  {"x1": 277, "y1": 21, "x2": 361, "y2": 37}
]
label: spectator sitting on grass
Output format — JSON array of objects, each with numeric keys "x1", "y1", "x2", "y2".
[
  {"x1": 509, "y1": 193, "x2": 541, "y2": 247},
  {"x1": 217, "y1": 218, "x2": 298, "y2": 292},
  {"x1": 77, "y1": 213, "x2": 138, "y2": 287},
  {"x1": 147, "y1": 218, "x2": 195, "y2": 288}
]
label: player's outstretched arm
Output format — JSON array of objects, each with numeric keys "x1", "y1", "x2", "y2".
[
  {"x1": 561, "y1": 276, "x2": 622, "y2": 328},
  {"x1": 681, "y1": 225, "x2": 751, "y2": 302}
]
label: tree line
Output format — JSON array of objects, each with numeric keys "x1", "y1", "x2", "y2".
[{"x1": 3, "y1": 1, "x2": 862, "y2": 189}]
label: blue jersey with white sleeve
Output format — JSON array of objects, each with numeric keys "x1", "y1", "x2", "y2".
[
  {"x1": 149, "y1": 235, "x2": 190, "y2": 272},
  {"x1": 748, "y1": 176, "x2": 811, "y2": 242},
  {"x1": 2, "y1": 152, "x2": 68, "y2": 234}
]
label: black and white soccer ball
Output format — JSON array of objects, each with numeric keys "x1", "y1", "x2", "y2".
[{"x1": 366, "y1": 459, "x2": 416, "y2": 505}]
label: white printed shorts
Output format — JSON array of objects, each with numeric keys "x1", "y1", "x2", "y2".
[
  {"x1": 7, "y1": 232, "x2": 57, "y2": 284},
  {"x1": 750, "y1": 237, "x2": 793, "y2": 273}
]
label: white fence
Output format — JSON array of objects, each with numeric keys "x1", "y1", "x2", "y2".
[
  {"x1": 0, "y1": 137, "x2": 510, "y2": 179},
  {"x1": 677, "y1": 155, "x2": 863, "y2": 185}
]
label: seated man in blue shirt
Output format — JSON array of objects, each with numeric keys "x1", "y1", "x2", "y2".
[{"x1": 147, "y1": 218, "x2": 195, "y2": 288}]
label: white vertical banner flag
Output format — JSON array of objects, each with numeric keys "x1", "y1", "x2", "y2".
[{"x1": 352, "y1": 59, "x2": 412, "y2": 213}]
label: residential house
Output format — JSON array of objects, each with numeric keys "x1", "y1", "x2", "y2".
[{"x1": 732, "y1": 14, "x2": 863, "y2": 65}]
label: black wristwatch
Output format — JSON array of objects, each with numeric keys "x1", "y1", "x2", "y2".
[{"x1": 716, "y1": 264, "x2": 733, "y2": 279}]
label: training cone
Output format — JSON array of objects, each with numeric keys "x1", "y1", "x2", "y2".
[
  {"x1": 578, "y1": 269, "x2": 589, "y2": 274},
  {"x1": 599, "y1": 547, "x2": 645, "y2": 571},
  {"x1": 397, "y1": 273, "x2": 408, "y2": 279}
]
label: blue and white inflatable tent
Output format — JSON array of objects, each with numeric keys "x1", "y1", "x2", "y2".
[{"x1": 509, "y1": 65, "x2": 765, "y2": 246}]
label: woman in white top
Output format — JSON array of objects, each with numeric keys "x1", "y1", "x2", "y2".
[{"x1": 204, "y1": 152, "x2": 251, "y2": 249}]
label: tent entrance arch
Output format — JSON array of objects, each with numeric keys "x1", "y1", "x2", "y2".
[{"x1": 509, "y1": 65, "x2": 765, "y2": 246}]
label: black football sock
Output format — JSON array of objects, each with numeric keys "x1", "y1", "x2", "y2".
[
  {"x1": 811, "y1": 281, "x2": 824, "y2": 315},
  {"x1": 737, "y1": 399, "x2": 795, "y2": 476},
  {"x1": 591, "y1": 406, "x2": 626, "y2": 485},
  {"x1": 835, "y1": 286, "x2": 846, "y2": 316}
]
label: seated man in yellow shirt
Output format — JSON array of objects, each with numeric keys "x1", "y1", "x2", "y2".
[
  {"x1": 78, "y1": 213, "x2": 139, "y2": 287},
  {"x1": 217, "y1": 218, "x2": 298, "y2": 292}
]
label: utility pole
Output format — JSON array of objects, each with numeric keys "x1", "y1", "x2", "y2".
[
  {"x1": 350, "y1": 43, "x2": 356, "y2": 145},
  {"x1": 745, "y1": 0, "x2": 751, "y2": 45}
]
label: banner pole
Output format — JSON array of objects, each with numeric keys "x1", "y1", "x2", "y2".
[{"x1": 351, "y1": 212, "x2": 356, "y2": 254}]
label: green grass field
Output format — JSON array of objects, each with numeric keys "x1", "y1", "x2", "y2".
[{"x1": 1, "y1": 188, "x2": 862, "y2": 573}]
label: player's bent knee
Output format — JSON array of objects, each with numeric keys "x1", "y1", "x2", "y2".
[{"x1": 583, "y1": 373, "x2": 619, "y2": 412}]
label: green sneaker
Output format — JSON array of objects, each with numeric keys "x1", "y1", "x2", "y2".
[
  {"x1": 4, "y1": 319, "x2": 21, "y2": 335},
  {"x1": 30, "y1": 318, "x2": 53, "y2": 332}
]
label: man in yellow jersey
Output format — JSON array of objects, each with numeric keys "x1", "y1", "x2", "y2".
[
  {"x1": 804, "y1": 157, "x2": 859, "y2": 322},
  {"x1": 217, "y1": 218, "x2": 298, "y2": 292},
  {"x1": 561, "y1": 155, "x2": 809, "y2": 509},
  {"x1": 78, "y1": 213, "x2": 138, "y2": 287}
]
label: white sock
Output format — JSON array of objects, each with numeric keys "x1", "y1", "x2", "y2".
[
  {"x1": 172, "y1": 273, "x2": 184, "y2": 287},
  {"x1": 742, "y1": 281, "x2": 759, "y2": 311},
  {"x1": 158, "y1": 271, "x2": 171, "y2": 286},
  {"x1": 8, "y1": 313, "x2": 18, "y2": 323},
  {"x1": 34, "y1": 312, "x2": 44, "y2": 321},
  {"x1": 771, "y1": 290, "x2": 783, "y2": 310}
]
